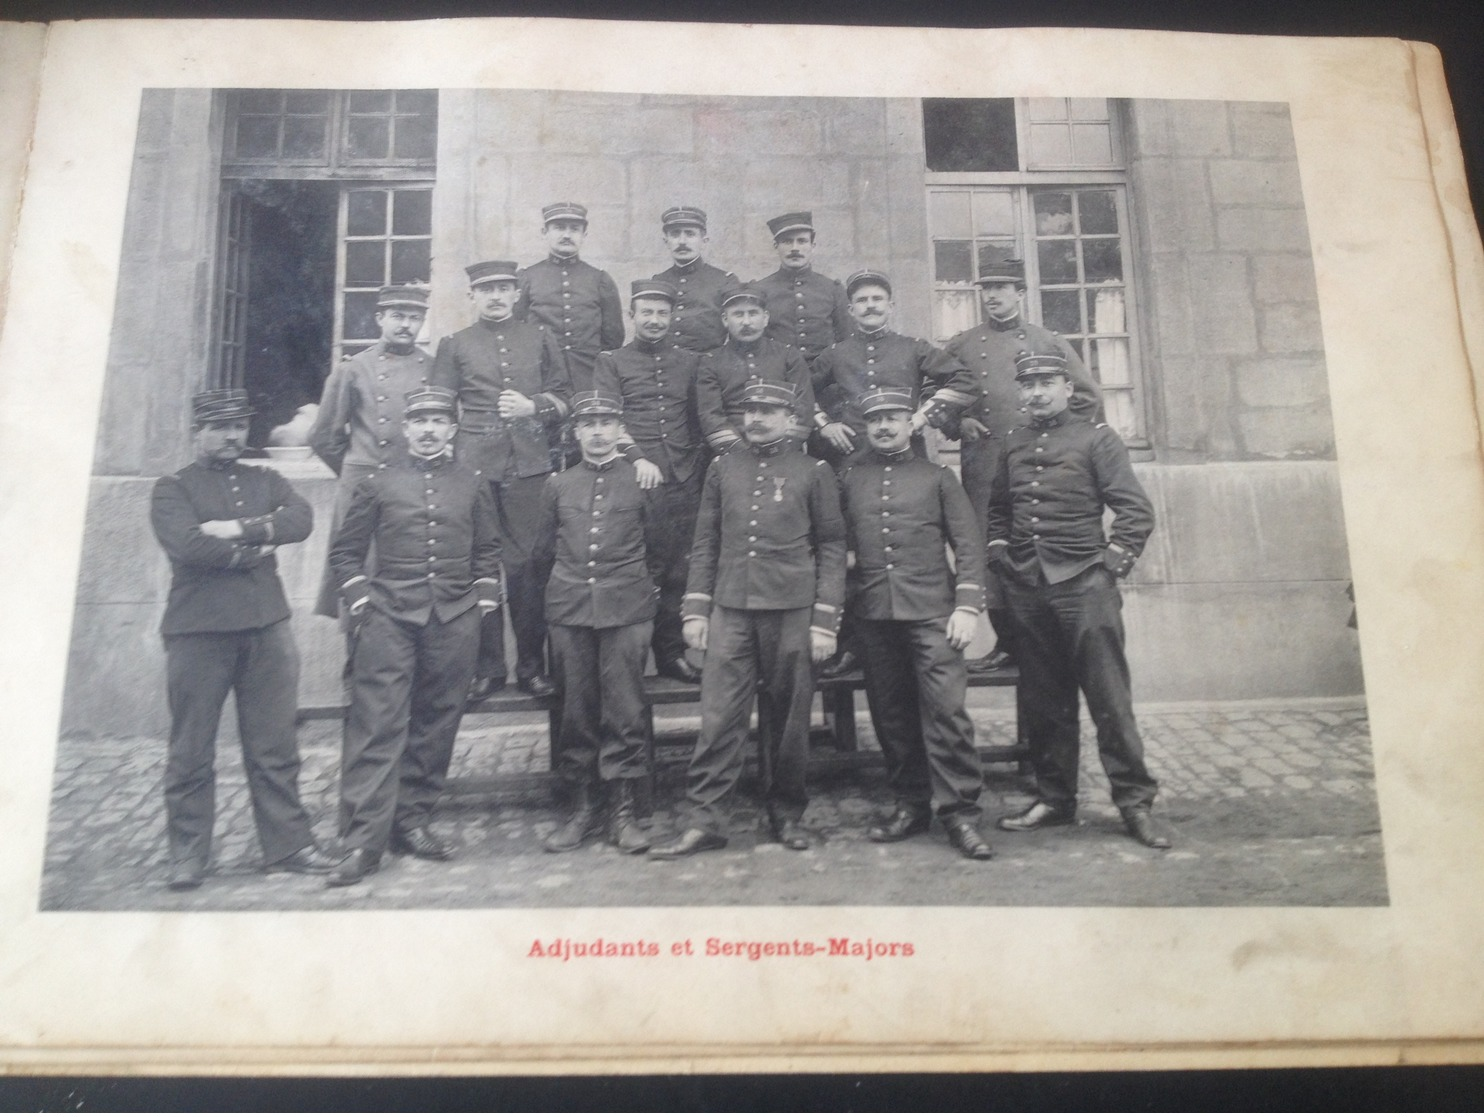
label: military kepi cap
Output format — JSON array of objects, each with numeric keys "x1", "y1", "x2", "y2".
[
  {"x1": 193, "y1": 388, "x2": 254, "y2": 424},
  {"x1": 377, "y1": 284, "x2": 430, "y2": 310},
  {"x1": 767, "y1": 211, "x2": 814, "y2": 239},
  {"x1": 859, "y1": 387, "x2": 917, "y2": 416},
  {"x1": 975, "y1": 246, "x2": 1027, "y2": 287},
  {"x1": 845, "y1": 269, "x2": 892, "y2": 298},
  {"x1": 739, "y1": 379, "x2": 797, "y2": 408},
  {"x1": 466, "y1": 260, "x2": 519, "y2": 287},
  {"x1": 570, "y1": 391, "x2": 625, "y2": 418},
  {"x1": 661, "y1": 205, "x2": 707, "y2": 230},
  {"x1": 542, "y1": 201, "x2": 588, "y2": 224},
  {"x1": 719, "y1": 282, "x2": 768, "y2": 309},
  {"x1": 404, "y1": 386, "x2": 459, "y2": 417},
  {"x1": 1014, "y1": 350, "x2": 1070, "y2": 379},
  {"x1": 630, "y1": 278, "x2": 678, "y2": 303}
]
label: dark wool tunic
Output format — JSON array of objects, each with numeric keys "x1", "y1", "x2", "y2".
[
  {"x1": 653, "y1": 258, "x2": 738, "y2": 353},
  {"x1": 592, "y1": 336, "x2": 705, "y2": 484},
  {"x1": 754, "y1": 265, "x2": 852, "y2": 360}
]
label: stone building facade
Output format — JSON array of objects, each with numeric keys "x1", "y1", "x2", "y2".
[{"x1": 60, "y1": 90, "x2": 1360, "y2": 737}]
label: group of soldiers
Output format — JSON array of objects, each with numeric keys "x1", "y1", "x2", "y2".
[{"x1": 149, "y1": 202, "x2": 1169, "y2": 893}]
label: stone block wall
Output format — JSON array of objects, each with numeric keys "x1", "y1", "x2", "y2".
[{"x1": 1125, "y1": 100, "x2": 1332, "y2": 462}]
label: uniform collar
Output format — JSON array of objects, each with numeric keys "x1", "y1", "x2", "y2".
[
  {"x1": 635, "y1": 335, "x2": 670, "y2": 354},
  {"x1": 202, "y1": 456, "x2": 241, "y2": 472},
  {"x1": 1028, "y1": 410, "x2": 1071, "y2": 431},
  {"x1": 408, "y1": 448, "x2": 454, "y2": 468},
  {"x1": 854, "y1": 325, "x2": 891, "y2": 341},
  {"x1": 874, "y1": 445, "x2": 916, "y2": 463},
  {"x1": 378, "y1": 338, "x2": 418, "y2": 357},
  {"x1": 728, "y1": 336, "x2": 764, "y2": 355},
  {"x1": 987, "y1": 312, "x2": 1022, "y2": 332},
  {"x1": 780, "y1": 263, "x2": 814, "y2": 278},
  {"x1": 547, "y1": 253, "x2": 581, "y2": 266},
  {"x1": 748, "y1": 437, "x2": 789, "y2": 457},
  {"x1": 477, "y1": 315, "x2": 515, "y2": 331},
  {"x1": 581, "y1": 455, "x2": 621, "y2": 472},
  {"x1": 670, "y1": 258, "x2": 702, "y2": 273}
]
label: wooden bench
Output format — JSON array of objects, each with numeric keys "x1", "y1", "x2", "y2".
[{"x1": 297, "y1": 663, "x2": 1023, "y2": 783}]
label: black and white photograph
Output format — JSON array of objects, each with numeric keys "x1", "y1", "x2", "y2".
[{"x1": 41, "y1": 86, "x2": 1380, "y2": 911}]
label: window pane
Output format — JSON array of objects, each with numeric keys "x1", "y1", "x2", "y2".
[
  {"x1": 396, "y1": 89, "x2": 438, "y2": 115},
  {"x1": 972, "y1": 190, "x2": 1014, "y2": 236},
  {"x1": 282, "y1": 115, "x2": 328, "y2": 159},
  {"x1": 1089, "y1": 287, "x2": 1128, "y2": 335},
  {"x1": 1079, "y1": 189, "x2": 1119, "y2": 235},
  {"x1": 1083, "y1": 238, "x2": 1123, "y2": 282},
  {"x1": 928, "y1": 191, "x2": 972, "y2": 239},
  {"x1": 392, "y1": 189, "x2": 433, "y2": 235},
  {"x1": 923, "y1": 98, "x2": 1018, "y2": 172},
  {"x1": 976, "y1": 240, "x2": 1018, "y2": 277},
  {"x1": 344, "y1": 240, "x2": 386, "y2": 287},
  {"x1": 1072, "y1": 123, "x2": 1114, "y2": 165},
  {"x1": 1026, "y1": 97, "x2": 1068, "y2": 122},
  {"x1": 1102, "y1": 388, "x2": 1138, "y2": 439},
  {"x1": 284, "y1": 90, "x2": 331, "y2": 114},
  {"x1": 346, "y1": 191, "x2": 387, "y2": 236},
  {"x1": 237, "y1": 89, "x2": 281, "y2": 114},
  {"x1": 1041, "y1": 289, "x2": 1082, "y2": 336},
  {"x1": 347, "y1": 116, "x2": 390, "y2": 160},
  {"x1": 390, "y1": 240, "x2": 431, "y2": 285},
  {"x1": 934, "y1": 242, "x2": 974, "y2": 283},
  {"x1": 348, "y1": 89, "x2": 392, "y2": 113},
  {"x1": 1033, "y1": 192, "x2": 1075, "y2": 236},
  {"x1": 343, "y1": 291, "x2": 381, "y2": 341},
  {"x1": 394, "y1": 113, "x2": 438, "y2": 160},
  {"x1": 1069, "y1": 97, "x2": 1109, "y2": 122},
  {"x1": 1028, "y1": 123, "x2": 1073, "y2": 166},
  {"x1": 1092, "y1": 334, "x2": 1132, "y2": 389},
  {"x1": 1038, "y1": 241, "x2": 1079, "y2": 284},
  {"x1": 234, "y1": 115, "x2": 279, "y2": 159},
  {"x1": 934, "y1": 289, "x2": 981, "y2": 341}
]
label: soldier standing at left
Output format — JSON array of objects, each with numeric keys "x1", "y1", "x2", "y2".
[
  {"x1": 534, "y1": 392, "x2": 661, "y2": 855},
  {"x1": 326, "y1": 387, "x2": 502, "y2": 886},
  {"x1": 308, "y1": 285, "x2": 432, "y2": 623},
  {"x1": 150, "y1": 389, "x2": 340, "y2": 891},
  {"x1": 517, "y1": 201, "x2": 625, "y2": 393}
]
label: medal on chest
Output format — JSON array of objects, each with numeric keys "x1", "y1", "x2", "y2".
[{"x1": 773, "y1": 477, "x2": 787, "y2": 503}]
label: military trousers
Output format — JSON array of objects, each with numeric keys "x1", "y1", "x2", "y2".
[
  {"x1": 162, "y1": 620, "x2": 315, "y2": 870},
  {"x1": 685, "y1": 605, "x2": 813, "y2": 835},
  {"x1": 1001, "y1": 564, "x2": 1158, "y2": 812},
  {"x1": 474, "y1": 471, "x2": 550, "y2": 684},
  {"x1": 642, "y1": 471, "x2": 703, "y2": 666},
  {"x1": 338, "y1": 605, "x2": 481, "y2": 853},
  {"x1": 857, "y1": 616, "x2": 986, "y2": 820},
  {"x1": 549, "y1": 620, "x2": 654, "y2": 788}
]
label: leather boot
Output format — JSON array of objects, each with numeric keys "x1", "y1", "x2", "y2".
[
  {"x1": 606, "y1": 779, "x2": 651, "y2": 854},
  {"x1": 544, "y1": 783, "x2": 603, "y2": 852}
]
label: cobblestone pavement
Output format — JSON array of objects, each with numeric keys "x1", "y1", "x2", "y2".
[{"x1": 40, "y1": 694, "x2": 1385, "y2": 910}]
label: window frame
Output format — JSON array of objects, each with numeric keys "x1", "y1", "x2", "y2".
[{"x1": 221, "y1": 89, "x2": 438, "y2": 179}]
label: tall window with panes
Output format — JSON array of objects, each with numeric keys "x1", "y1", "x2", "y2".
[
  {"x1": 211, "y1": 90, "x2": 436, "y2": 438},
  {"x1": 924, "y1": 98, "x2": 1144, "y2": 443}
]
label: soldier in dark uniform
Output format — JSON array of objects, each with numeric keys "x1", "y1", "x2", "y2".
[
  {"x1": 943, "y1": 248, "x2": 1102, "y2": 672},
  {"x1": 651, "y1": 205, "x2": 737, "y2": 355},
  {"x1": 534, "y1": 392, "x2": 661, "y2": 855},
  {"x1": 150, "y1": 389, "x2": 340, "y2": 891},
  {"x1": 987, "y1": 352, "x2": 1170, "y2": 850},
  {"x1": 308, "y1": 285, "x2": 432, "y2": 622},
  {"x1": 432, "y1": 259, "x2": 571, "y2": 700},
  {"x1": 839, "y1": 387, "x2": 995, "y2": 860},
  {"x1": 516, "y1": 201, "x2": 625, "y2": 393},
  {"x1": 753, "y1": 210, "x2": 852, "y2": 362},
  {"x1": 695, "y1": 283, "x2": 819, "y2": 456},
  {"x1": 808, "y1": 269, "x2": 980, "y2": 678},
  {"x1": 649, "y1": 381, "x2": 846, "y2": 859},
  {"x1": 592, "y1": 278, "x2": 706, "y2": 684},
  {"x1": 326, "y1": 387, "x2": 503, "y2": 886}
]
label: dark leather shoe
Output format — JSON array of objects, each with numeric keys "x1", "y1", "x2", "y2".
[
  {"x1": 816, "y1": 650, "x2": 860, "y2": 679},
  {"x1": 967, "y1": 646, "x2": 1014, "y2": 673},
  {"x1": 946, "y1": 819, "x2": 995, "y2": 860},
  {"x1": 326, "y1": 848, "x2": 381, "y2": 887},
  {"x1": 648, "y1": 828, "x2": 728, "y2": 860},
  {"x1": 543, "y1": 807, "x2": 602, "y2": 853},
  {"x1": 265, "y1": 844, "x2": 342, "y2": 875},
  {"x1": 390, "y1": 825, "x2": 453, "y2": 861},
  {"x1": 518, "y1": 674, "x2": 558, "y2": 698},
  {"x1": 867, "y1": 805, "x2": 932, "y2": 843},
  {"x1": 656, "y1": 656, "x2": 702, "y2": 684},
  {"x1": 997, "y1": 800, "x2": 1076, "y2": 832},
  {"x1": 467, "y1": 675, "x2": 506, "y2": 703},
  {"x1": 167, "y1": 860, "x2": 205, "y2": 891},
  {"x1": 771, "y1": 818, "x2": 811, "y2": 851},
  {"x1": 1123, "y1": 808, "x2": 1172, "y2": 849}
]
